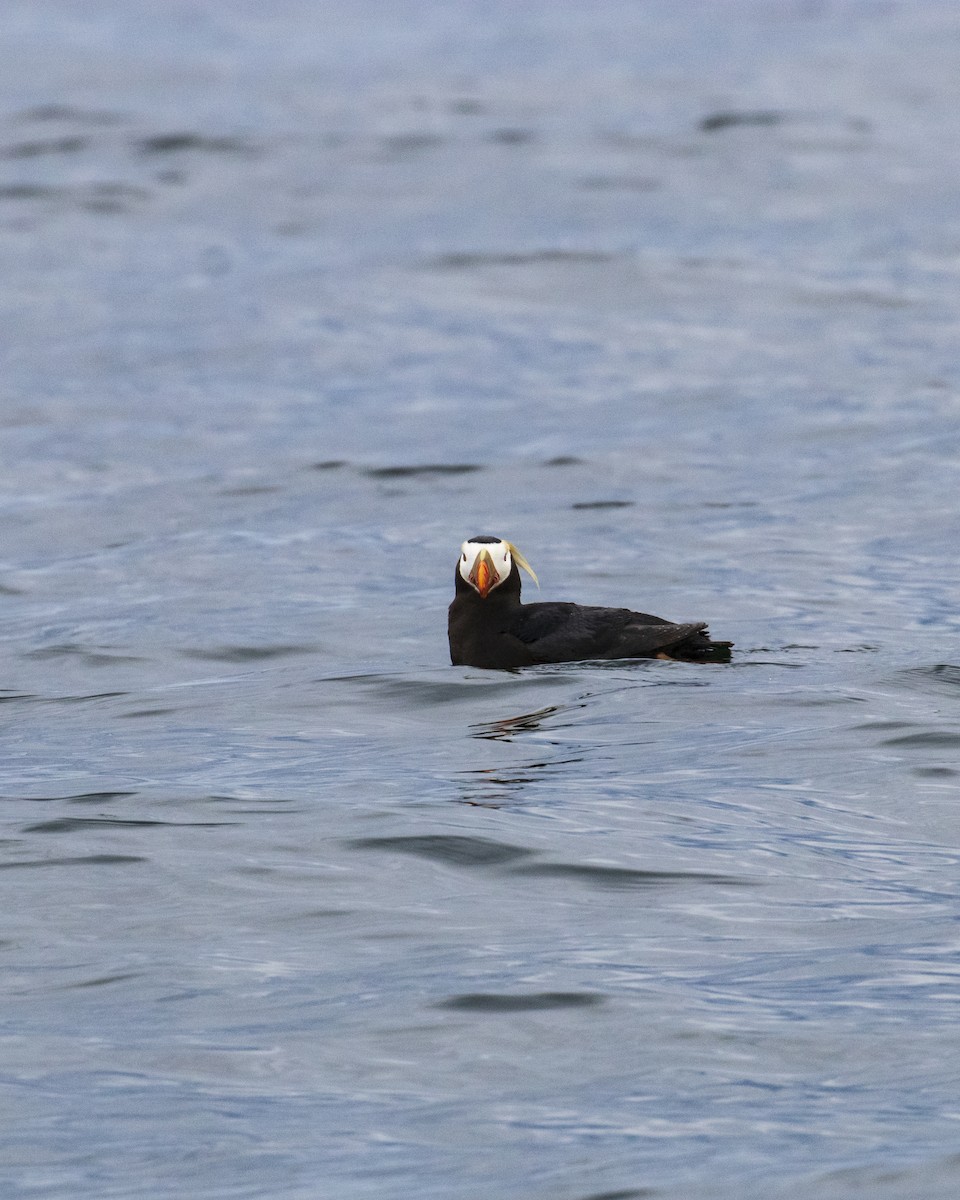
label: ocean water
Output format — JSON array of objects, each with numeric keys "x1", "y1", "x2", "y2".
[{"x1": 2, "y1": 2, "x2": 960, "y2": 1197}]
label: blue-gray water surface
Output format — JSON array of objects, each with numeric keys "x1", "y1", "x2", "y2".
[{"x1": 3, "y1": 2, "x2": 960, "y2": 1197}]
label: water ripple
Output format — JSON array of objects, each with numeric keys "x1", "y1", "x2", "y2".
[
  {"x1": 436, "y1": 992, "x2": 604, "y2": 1012},
  {"x1": 509, "y1": 862, "x2": 751, "y2": 889},
  {"x1": 346, "y1": 834, "x2": 533, "y2": 867},
  {"x1": 893, "y1": 663, "x2": 960, "y2": 696},
  {"x1": 0, "y1": 855, "x2": 145, "y2": 870}
]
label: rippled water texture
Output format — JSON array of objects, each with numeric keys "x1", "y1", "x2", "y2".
[{"x1": 3, "y1": 2, "x2": 960, "y2": 1198}]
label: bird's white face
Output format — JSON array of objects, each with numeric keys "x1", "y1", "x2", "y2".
[
  {"x1": 458, "y1": 537, "x2": 538, "y2": 598},
  {"x1": 459, "y1": 538, "x2": 512, "y2": 597}
]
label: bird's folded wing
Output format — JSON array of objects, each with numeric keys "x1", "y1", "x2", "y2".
[{"x1": 510, "y1": 602, "x2": 688, "y2": 662}]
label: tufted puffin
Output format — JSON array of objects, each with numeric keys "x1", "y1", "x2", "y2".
[{"x1": 448, "y1": 535, "x2": 732, "y2": 669}]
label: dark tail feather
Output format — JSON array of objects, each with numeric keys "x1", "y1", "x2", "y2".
[{"x1": 669, "y1": 627, "x2": 733, "y2": 663}]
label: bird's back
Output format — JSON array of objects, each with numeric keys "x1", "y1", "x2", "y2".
[{"x1": 509, "y1": 601, "x2": 710, "y2": 662}]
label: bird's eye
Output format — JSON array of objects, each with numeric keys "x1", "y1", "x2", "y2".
[{"x1": 461, "y1": 554, "x2": 466, "y2": 562}]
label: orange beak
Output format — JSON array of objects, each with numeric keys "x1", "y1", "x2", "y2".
[{"x1": 470, "y1": 549, "x2": 498, "y2": 598}]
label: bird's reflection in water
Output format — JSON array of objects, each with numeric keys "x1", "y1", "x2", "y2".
[
  {"x1": 457, "y1": 759, "x2": 584, "y2": 808},
  {"x1": 459, "y1": 703, "x2": 583, "y2": 807},
  {"x1": 468, "y1": 700, "x2": 588, "y2": 744},
  {"x1": 469, "y1": 703, "x2": 567, "y2": 742}
]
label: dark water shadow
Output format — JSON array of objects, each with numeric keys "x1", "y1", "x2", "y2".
[
  {"x1": 428, "y1": 249, "x2": 613, "y2": 270},
  {"x1": 575, "y1": 1190, "x2": 657, "y2": 1200},
  {"x1": 25, "y1": 644, "x2": 146, "y2": 666},
  {"x1": 573, "y1": 1190, "x2": 657, "y2": 1200},
  {"x1": 508, "y1": 861, "x2": 751, "y2": 889},
  {"x1": 377, "y1": 132, "x2": 445, "y2": 157},
  {"x1": 0, "y1": 183, "x2": 150, "y2": 213},
  {"x1": 2, "y1": 136, "x2": 89, "y2": 158},
  {"x1": 118, "y1": 707, "x2": 181, "y2": 719},
  {"x1": 571, "y1": 500, "x2": 635, "y2": 510},
  {"x1": 436, "y1": 991, "x2": 603, "y2": 1012},
  {"x1": 16, "y1": 104, "x2": 125, "y2": 125},
  {"x1": 880, "y1": 730, "x2": 960, "y2": 749},
  {"x1": 579, "y1": 173, "x2": 661, "y2": 193},
  {"x1": 135, "y1": 132, "x2": 259, "y2": 156},
  {"x1": 181, "y1": 644, "x2": 318, "y2": 662},
  {"x1": 486, "y1": 127, "x2": 537, "y2": 146},
  {"x1": 346, "y1": 834, "x2": 534, "y2": 867},
  {"x1": 22, "y1": 816, "x2": 233, "y2": 833},
  {"x1": 0, "y1": 855, "x2": 145, "y2": 870},
  {"x1": 330, "y1": 672, "x2": 566, "y2": 707},
  {"x1": 362, "y1": 463, "x2": 483, "y2": 478},
  {"x1": 699, "y1": 109, "x2": 785, "y2": 132},
  {"x1": 346, "y1": 837, "x2": 752, "y2": 889},
  {"x1": 61, "y1": 971, "x2": 144, "y2": 990},
  {"x1": 218, "y1": 483, "x2": 281, "y2": 497},
  {"x1": 8, "y1": 791, "x2": 137, "y2": 805}
]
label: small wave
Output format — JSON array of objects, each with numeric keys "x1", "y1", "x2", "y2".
[
  {"x1": 6, "y1": 791, "x2": 137, "y2": 804},
  {"x1": 335, "y1": 672, "x2": 562, "y2": 706},
  {"x1": 25, "y1": 644, "x2": 145, "y2": 666},
  {"x1": 15, "y1": 104, "x2": 123, "y2": 125},
  {"x1": 22, "y1": 816, "x2": 227, "y2": 833},
  {"x1": 571, "y1": 500, "x2": 634, "y2": 510},
  {"x1": 881, "y1": 730, "x2": 960, "y2": 748},
  {"x1": 181, "y1": 644, "x2": 317, "y2": 662},
  {"x1": 436, "y1": 991, "x2": 603, "y2": 1012},
  {"x1": 0, "y1": 855, "x2": 145, "y2": 871},
  {"x1": 346, "y1": 834, "x2": 533, "y2": 868},
  {"x1": 378, "y1": 132, "x2": 445, "y2": 156},
  {"x1": 699, "y1": 109, "x2": 785, "y2": 133},
  {"x1": 509, "y1": 861, "x2": 751, "y2": 889},
  {"x1": 470, "y1": 704, "x2": 569, "y2": 741},
  {"x1": 135, "y1": 132, "x2": 258, "y2": 156},
  {"x1": 61, "y1": 971, "x2": 144, "y2": 990},
  {"x1": 893, "y1": 663, "x2": 960, "y2": 697},
  {"x1": 486, "y1": 128, "x2": 536, "y2": 145},
  {"x1": 429, "y1": 249, "x2": 612, "y2": 270},
  {"x1": 2, "y1": 136, "x2": 89, "y2": 158},
  {"x1": 362, "y1": 463, "x2": 483, "y2": 478}
]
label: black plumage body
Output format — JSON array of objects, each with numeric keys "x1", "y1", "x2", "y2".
[{"x1": 448, "y1": 554, "x2": 732, "y2": 670}]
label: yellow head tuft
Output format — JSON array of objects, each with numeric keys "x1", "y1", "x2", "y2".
[{"x1": 506, "y1": 542, "x2": 539, "y2": 589}]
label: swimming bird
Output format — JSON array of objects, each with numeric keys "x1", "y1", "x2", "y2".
[{"x1": 448, "y1": 535, "x2": 732, "y2": 669}]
